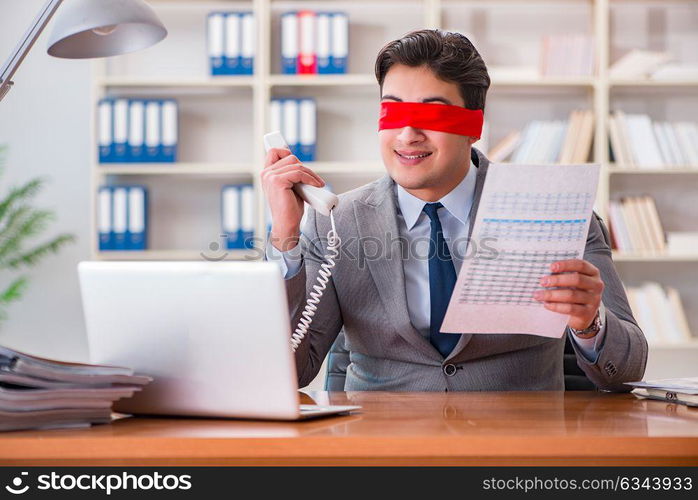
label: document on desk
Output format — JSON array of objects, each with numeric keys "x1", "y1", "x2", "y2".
[{"x1": 441, "y1": 163, "x2": 601, "y2": 338}]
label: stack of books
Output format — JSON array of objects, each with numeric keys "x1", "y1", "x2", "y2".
[
  {"x1": 207, "y1": 11, "x2": 255, "y2": 75},
  {"x1": 608, "y1": 111, "x2": 698, "y2": 169},
  {"x1": 540, "y1": 34, "x2": 593, "y2": 77},
  {"x1": 627, "y1": 377, "x2": 698, "y2": 407},
  {"x1": 625, "y1": 282, "x2": 693, "y2": 345},
  {"x1": 98, "y1": 185, "x2": 149, "y2": 251},
  {"x1": 98, "y1": 98, "x2": 178, "y2": 164},
  {"x1": 270, "y1": 98, "x2": 317, "y2": 161},
  {"x1": 222, "y1": 184, "x2": 255, "y2": 250},
  {"x1": 0, "y1": 345, "x2": 150, "y2": 432},
  {"x1": 281, "y1": 11, "x2": 348, "y2": 74},
  {"x1": 488, "y1": 110, "x2": 594, "y2": 164},
  {"x1": 608, "y1": 195, "x2": 666, "y2": 254}
]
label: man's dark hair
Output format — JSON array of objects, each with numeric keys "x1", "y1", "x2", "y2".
[{"x1": 375, "y1": 29, "x2": 490, "y2": 111}]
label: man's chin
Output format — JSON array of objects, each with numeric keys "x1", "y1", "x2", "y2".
[{"x1": 388, "y1": 170, "x2": 432, "y2": 191}]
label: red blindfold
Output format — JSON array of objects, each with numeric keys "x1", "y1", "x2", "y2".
[{"x1": 378, "y1": 101, "x2": 484, "y2": 139}]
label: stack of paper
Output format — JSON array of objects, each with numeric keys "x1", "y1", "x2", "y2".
[
  {"x1": 494, "y1": 109, "x2": 594, "y2": 164},
  {"x1": 627, "y1": 377, "x2": 698, "y2": 407},
  {"x1": 625, "y1": 282, "x2": 693, "y2": 345},
  {"x1": 609, "y1": 111, "x2": 698, "y2": 169},
  {"x1": 608, "y1": 195, "x2": 666, "y2": 254},
  {"x1": 0, "y1": 345, "x2": 151, "y2": 432}
]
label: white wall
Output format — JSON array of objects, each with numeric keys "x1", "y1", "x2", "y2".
[{"x1": 0, "y1": 0, "x2": 92, "y2": 361}]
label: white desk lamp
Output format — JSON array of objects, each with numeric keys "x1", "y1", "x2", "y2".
[{"x1": 0, "y1": 0, "x2": 167, "y2": 102}]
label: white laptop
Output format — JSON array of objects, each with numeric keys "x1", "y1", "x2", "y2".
[{"x1": 78, "y1": 261, "x2": 360, "y2": 421}]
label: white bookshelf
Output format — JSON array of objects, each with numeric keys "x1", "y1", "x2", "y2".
[{"x1": 89, "y1": 0, "x2": 698, "y2": 362}]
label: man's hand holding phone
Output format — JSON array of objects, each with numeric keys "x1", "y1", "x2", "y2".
[{"x1": 261, "y1": 147, "x2": 325, "y2": 252}]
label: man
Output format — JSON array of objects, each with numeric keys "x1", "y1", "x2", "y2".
[{"x1": 262, "y1": 29, "x2": 647, "y2": 391}]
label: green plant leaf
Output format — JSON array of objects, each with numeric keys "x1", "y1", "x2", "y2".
[
  {"x1": 0, "y1": 209, "x2": 55, "y2": 262},
  {"x1": 3, "y1": 234, "x2": 75, "y2": 269},
  {"x1": 0, "y1": 276, "x2": 28, "y2": 304},
  {"x1": 0, "y1": 178, "x2": 45, "y2": 222}
]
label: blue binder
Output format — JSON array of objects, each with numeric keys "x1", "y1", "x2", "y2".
[
  {"x1": 98, "y1": 186, "x2": 113, "y2": 250},
  {"x1": 281, "y1": 12, "x2": 298, "y2": 74},
  {"x1": 331, "y1": 12, "x2": 348, "y2": 74},
  {"x1": 298, "y1": 98, "x2": 316, "y2": 162},
  {"x1": 111, "y1": 186, "x2": 129, "y2": 251},
  {"x1": 160, "y1": 99, "x2": 178, "y2": 163},
  {"x1": 316, "y1": 12, "x2": 332, "y2": 74},
  {"x1": 127, "y1": 100, "x2": 146, "y2": 163},
  {"x1": 98, "y1": 99, "x2": 114, "y2": 163},
  {"x1": 126, "y1": 186, "x2": 148, "y2": 250},
  {"x1": 221, "y1": 185, "x2": 242, "y2": 249},
  {"x1": 224, "y1": 12, "x2": 241, "y2": 75},
  {"x1": 208, "y1": 12, "x2": 226, "y2": 76},
  {"x1": 240, "y1": 12, "x2": 254, "y2": 75},
  {"x1": 112, "y1": 99, "x2": 129, "y2": 163},
  {"x1": 144, "y1": 100, "x2": 162, "y2": 163},
  {"x1": 240, "y1": 184, "x2": 255, "y2": 249}
]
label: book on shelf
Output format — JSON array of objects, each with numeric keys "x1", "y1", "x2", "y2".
[
  {"x1": 625, "y1": 282, "x2": 693, "y2": 346},
  {"x1": 222, "y1": 184, "x2": 255, "y2": 250},
  {"x1": 98, "y1": 98, "x2": 178, "y2": 164},
  {"x1": 609, "y1": 49, "x2": 673, "y2": 79},
  {"x1": 0, "y1": 345, "x2": 150, "y2": 432},
  {"x1": 281, "y1": 10, "x2": 348, "y2": 75},
  {"x1": 626, "y1": 377, "x2": 698, "y2": 407},
  {"x1": 270, "y1": 98, "x2": 317, "y2": 162},
  {"x1": 540, "y1": 34, "x2": 593, "y2": 77},
  {"x1": 98, "y1": 185, "x2": 149, "y2": 252},
  {"x1": 207, "y1": 11, "x2": 255, "y2": 76},
  {"x1": 489, "y1": 109, "x2": 593, "y2": 164},
  {"x1": 608, "y1": 195, "x2": 666, "y2": 254},
  {"x1": 608, "y1": 111, "x2": 698, "y2": 169}
]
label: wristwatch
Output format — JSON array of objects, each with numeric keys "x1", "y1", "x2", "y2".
[{"x1": 568, "y1": 309, "x2": 603, "y2": 337}]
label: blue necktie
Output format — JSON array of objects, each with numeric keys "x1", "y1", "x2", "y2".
[{"x1": 423, "y1": 202, "x2": 461, "y2": 357}]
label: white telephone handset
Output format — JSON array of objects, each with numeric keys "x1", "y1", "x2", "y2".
[
  {"x1": 263, "y1": 132, "x2": 338, "y2": 216},
  {"x1": 264, "y1": 131, "x2": 341, "y2": 352}
]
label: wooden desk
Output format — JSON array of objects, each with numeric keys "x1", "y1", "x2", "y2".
[{"x1": 1, "y1": 392, "x2": 697, "y2": 466}]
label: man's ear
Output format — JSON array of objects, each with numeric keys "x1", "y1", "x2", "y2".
[{"x1": 467, "y1": 136, "x2": 477, "y2": 147}]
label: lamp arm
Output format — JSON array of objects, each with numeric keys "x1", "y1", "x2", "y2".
[{"x1": 0, "y1": 0, "x2": 64, "y2": 103}]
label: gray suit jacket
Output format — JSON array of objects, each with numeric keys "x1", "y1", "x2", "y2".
[{"x1": 282, "y1": 149, "x2": 647, "y2": 391}]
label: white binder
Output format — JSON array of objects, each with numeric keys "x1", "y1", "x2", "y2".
[
  {"x1": 128, "y1": 100, "x2": 145, "y2": 163},
  {"x1": 281, "y1": 12, "x2": 298, "y2": 74},
  {"x1": 113, "y1": 99, "x2": 129, "y2": 162},
  {"x1": 98, "y1": 100, "x2": 113, "y2": 163},
  {"x1": 112, "y1": 187, "x2": 128, "y2": 250},
  {"x1": 222, "y1": 186, "x2": 241, "y2": 249},
  {"x1": 224, "y1": 12, "x2": 240, "y2": 74},
  {"x1": 282, "y1": 99, "x2": 299, "y2": 155},
  {"x1": 240, "y1": 184, "x2": 255, "y2": 248},
  {"x1": 316, "y1": 13, "x2": 331, "y2": 74},
  {"x1": 208, "y1": 12, "x2": 225, "y2": 75},
  {"x1": 145, "y1": 100, "x2": 161, "y2": 162},
  {"x1": 270, "y1": 99, "x2": 282, "y2": 139},
  {"x1": 331, "y1": 13, "x2": 348, "y2": 73},
  {"x1": 299, "y1": 98, "x2": 316, "y2": 162},
  {"x1": 240, "y1": 12, "x2": 255, "y2": 74},
  {"x1": 161, "y1": 99, "x2": 178, "y2": 162},
  {"x1": 127, "y1": 186, "x2": 147, "y2": 250},
  {"x1": 98, "y1": 187, "x2": 112, "y2": 250}
]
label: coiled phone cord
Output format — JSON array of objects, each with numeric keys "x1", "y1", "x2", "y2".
[{"x1": 291, "y1": 210, "x2": 341, "y2": 352}]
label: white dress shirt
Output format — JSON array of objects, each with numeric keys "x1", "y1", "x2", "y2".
[{"x1": 267, "y1": 161, "x2": 606, "y2": 361}]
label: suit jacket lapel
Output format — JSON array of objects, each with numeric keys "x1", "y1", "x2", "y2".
[
  {"x1": 446, "y1": 148, "x2": 490, "y2": 361},
  {"x1": 354, "y1": 176, "x2": 442, "y2": 362}
]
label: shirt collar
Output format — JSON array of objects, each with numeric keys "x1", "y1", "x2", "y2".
[{"x1": 396, "y1": 159, "x2": 478, "y2": 231}]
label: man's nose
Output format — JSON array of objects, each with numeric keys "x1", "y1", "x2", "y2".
[{"x1": 396, "y1": 126, "x2": 425, "y2": 144}]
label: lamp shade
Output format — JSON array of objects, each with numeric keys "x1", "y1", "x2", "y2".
[{"x1": 47, "y1": 0, "x2": 167, "y2": 59}]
